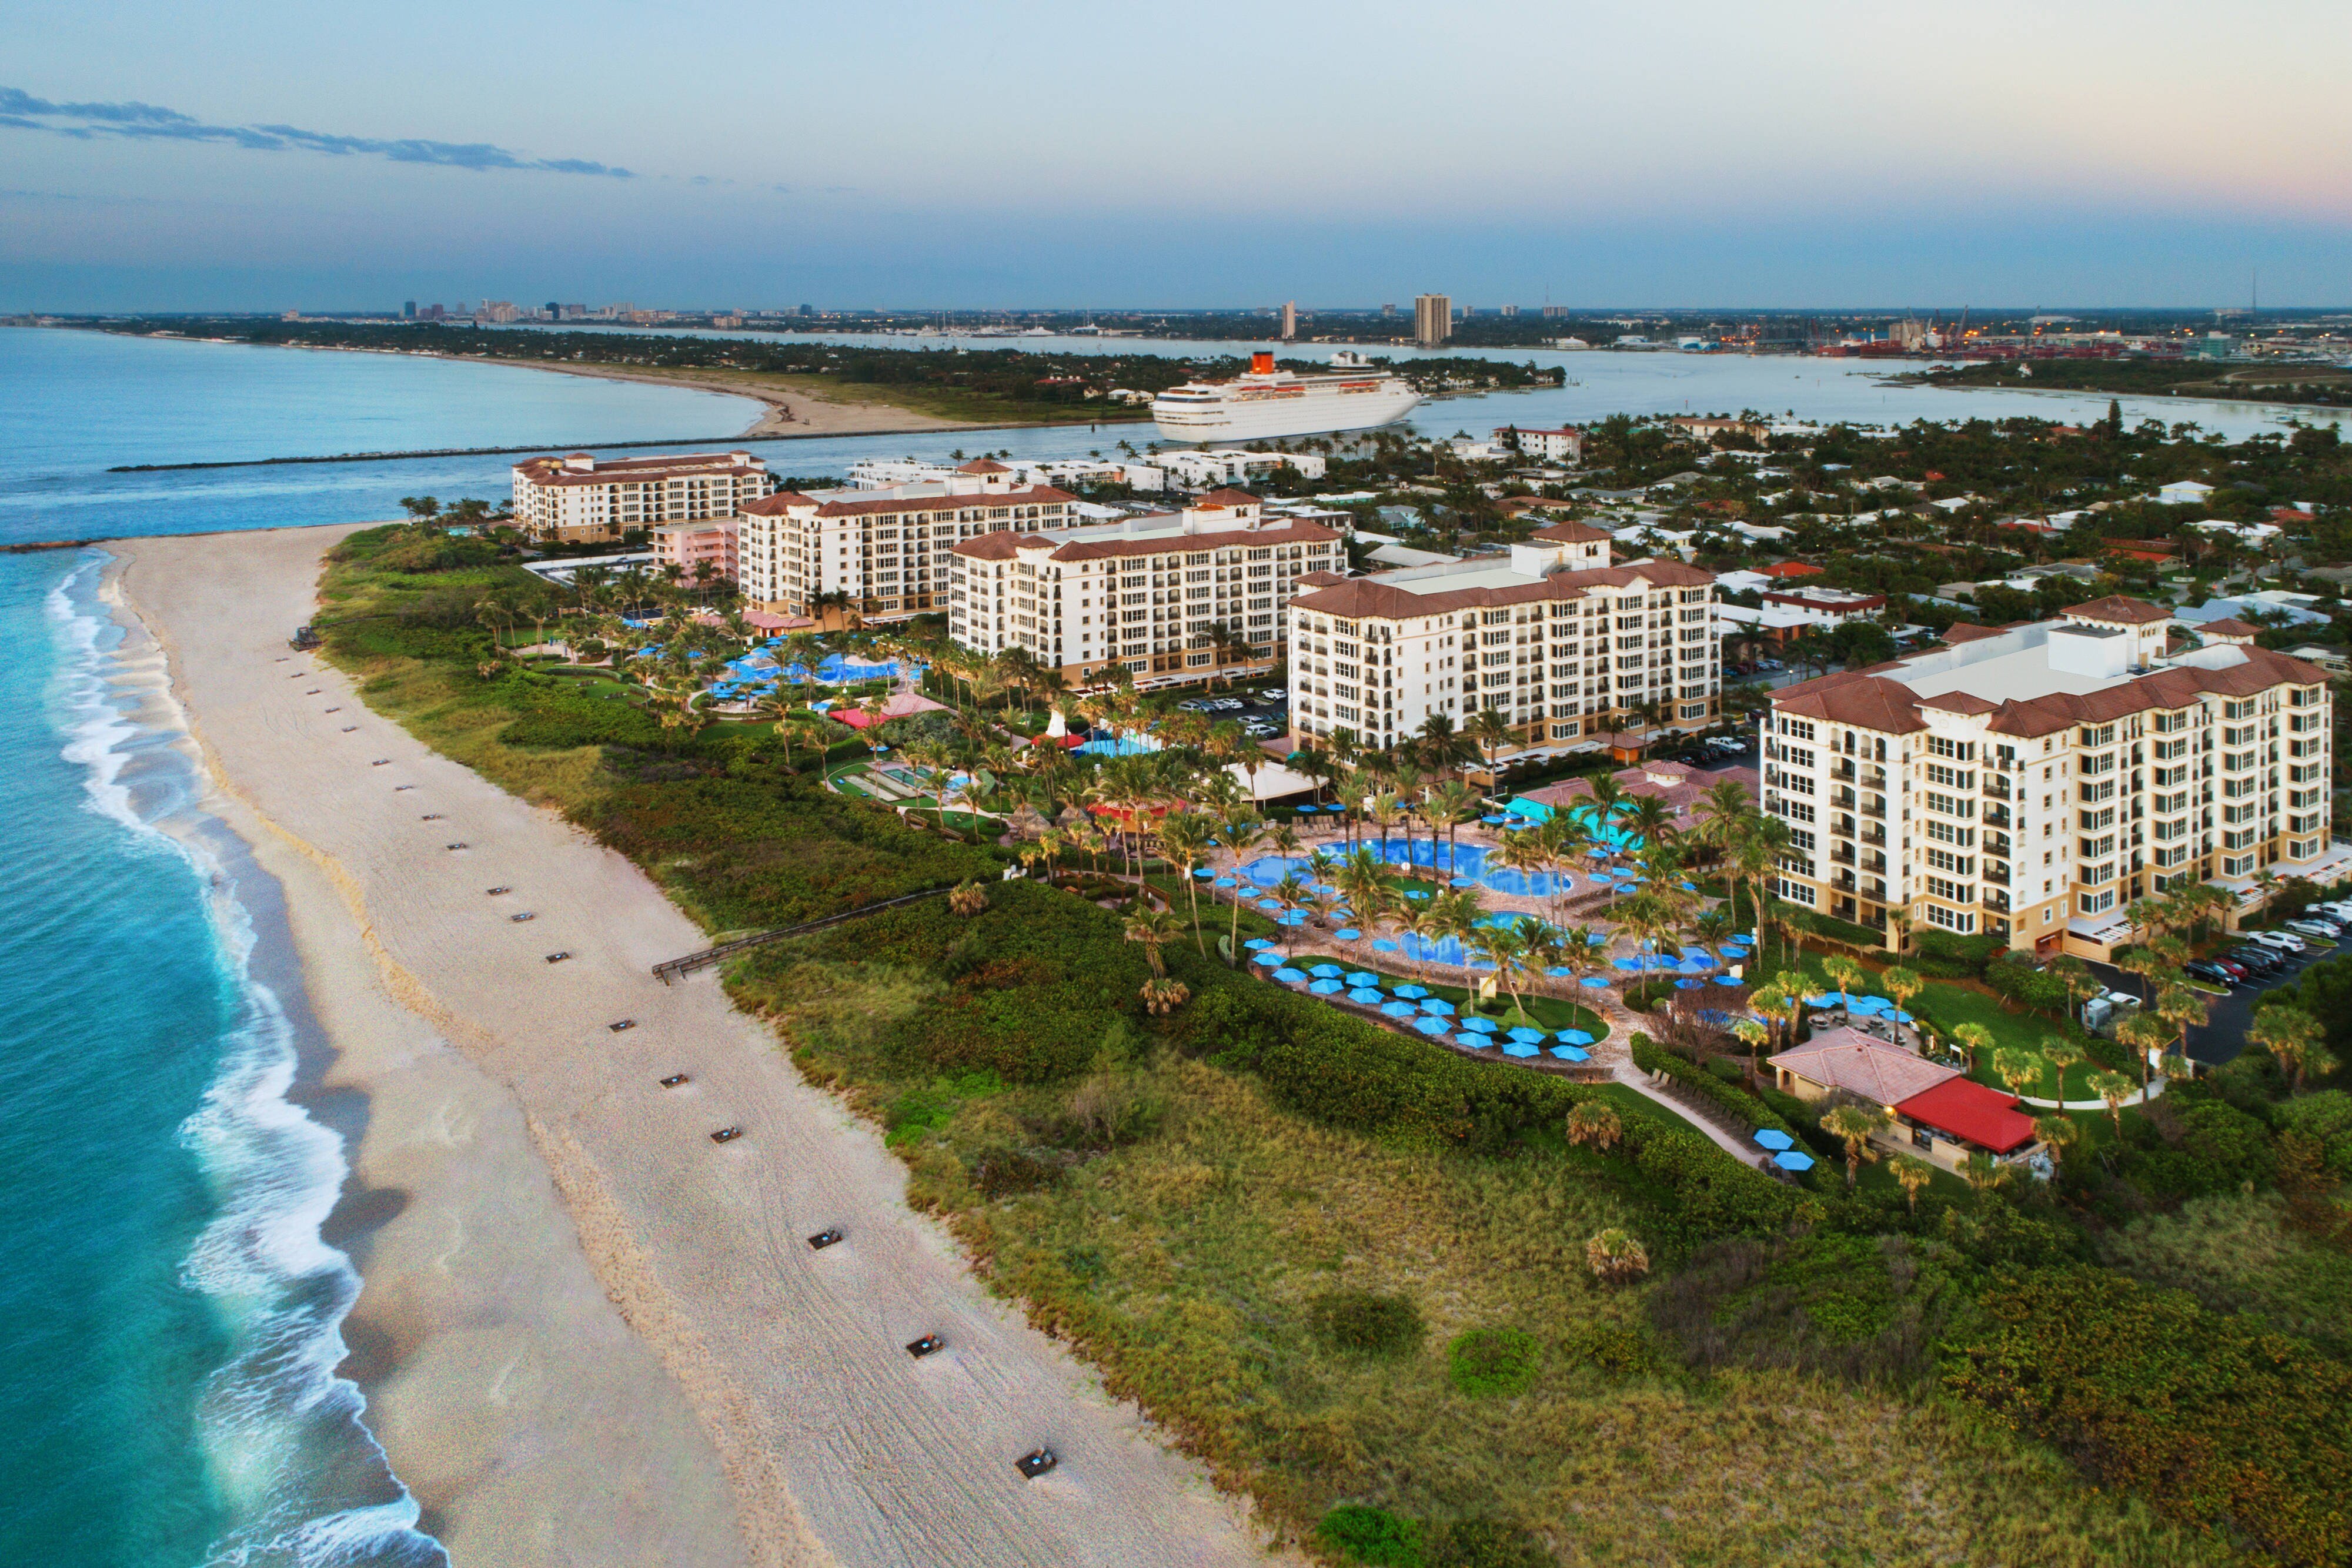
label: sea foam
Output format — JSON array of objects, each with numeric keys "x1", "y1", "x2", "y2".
[{"x1": 50, "y1": 558, "x2": 446, "y2": 1568}]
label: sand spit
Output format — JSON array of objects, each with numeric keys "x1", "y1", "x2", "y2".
[{"x1": 108, "y1": 525, "x2": 1266, "y2": 1568}]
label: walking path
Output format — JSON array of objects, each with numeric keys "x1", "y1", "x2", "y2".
[{"x1": 2020, "y1": 1075, "x2": 2169, "y2": 1111}]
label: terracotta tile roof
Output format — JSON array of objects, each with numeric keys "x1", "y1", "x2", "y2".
[
  {"x1": 1942, "y1": 622, "x2": 2022, "y2": 644},
  {"x1": 957, "y1": 459, "x2": 1011, "y2": 473},
  {"x1": 951, "y1": 518, "x2": 1341, "y2": 564},
  {"x1": 1529, "y1": 520, "x2": 1613, "y2": 544},
  {"x1": 514, "y1": 450, "x2": 767, "y2": 488},
  {"x1": 1771, "y1": 1029, "x2": 1960, "y2": 1106},
  {"x1": 742, "y1": 484, "x2": 1075, "y2": 517},
  {"x1": 1895, "y1": 1078, "x2": 2039, "y2": 1153},
  {"x1": 2064, "y1": 594, "x2": 2171, "y2": 626},
  {"x1": 1520, "y1": 764, "x2": 1758, "y2": 819},
  {"x1": 1773, "y1": 673, "x2": 1929, "y2": 735},
  {"x1": 2197, "y1": 618, "x2": 2264, "y2": 638},
  {"x1": 1195, "y1": 488, "x2": 1263, "y2": 508},
  {"x1": 1761, "y1": 561, "x2": 1823, "y2": 578},
  {"x1": 1291, "y1": 560, "x2": 1713, "y2": 621}
]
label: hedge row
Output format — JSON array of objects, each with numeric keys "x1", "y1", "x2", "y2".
[{"x1": 1629, "y1": 1032, "x2": 1806, "y2": 1149}]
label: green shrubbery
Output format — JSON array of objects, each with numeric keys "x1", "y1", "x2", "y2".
[
  {"x1": 1445, "y1": 1328, "x2": 1542, "y2": 1398},
  {"x1": 1628, "y1": 1031, "x2": 1808, "y2": 1151},
  {"x1": 1308, "y1": 1289, "x2": 1424, "y2": 1357},
  {"x1": 1910, "y1": 928, "x2": 2005, "y2": 979}
]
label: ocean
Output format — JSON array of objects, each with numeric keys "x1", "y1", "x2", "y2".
[{"x1": 0, "y1": 320, "x2": 2331, "y2": 1564}]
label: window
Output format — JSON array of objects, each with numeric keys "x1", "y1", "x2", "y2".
[
  {"x1": 1923, "y1": 791, "x2": 1974, "y2": 819},
  {"x1": 1924, "y1": 903, "x2": 1976, "y2": 932},
  {"x1": 1925, "y1": 819, "x2": 1973, "y2": 846},
  {"x1": 1925, "y1": 763, "x2": 1974, "y2": 789},
  {"x1": 2078, "y1": 724, "x2": 2114, "y2": 747},
  {"x1": 1926, "y1": 848, "x2": 1973, "y2": 875},
  {"x1": 1927, "y1": 737, "x2": 1975, "y2": 761}
]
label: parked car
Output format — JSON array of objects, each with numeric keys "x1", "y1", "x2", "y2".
[
  {"x1": 2285, "y1": 918, "x2": 2341, "y2": 941},
  {"x1": 1177, "y1": 698, "x2": 1210, "y2": 712},
  {"x1": 2248, "y1": 930, "x2": 2308, "y2": 953},
  {"x1": 2184, "y1": 959, "x2": 2239, "y2": 986},
  {"x1": 2210, "y1": 957, "x2": 2251, "y2": 980},
  {"x1": 2227, "y1": 947, "x2": 2283, "y2": 975}
]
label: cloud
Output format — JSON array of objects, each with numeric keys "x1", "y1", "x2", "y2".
[{"x1": 0, "y1": 86, "x2": 633, "y2": 177}]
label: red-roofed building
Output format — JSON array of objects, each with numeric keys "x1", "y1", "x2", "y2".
[
  {"x1": 1892, "y1": 1077, "x2": 2042, "y2": 1171},
  {"x1": 824, "y1": 690, "x2": 949, "y2": 730},
  {"x1": 1760, "y1": 561, "x2": 1824, "y2": 579},
  {"x1": 511, "y1": 449, "x2": 771, "y2": 543}
]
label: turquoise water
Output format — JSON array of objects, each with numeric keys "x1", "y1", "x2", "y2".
[{"x1": 0, "y1": 557, "x2": 441, "y2": 1566}]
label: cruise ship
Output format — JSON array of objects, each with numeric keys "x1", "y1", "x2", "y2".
[{"x1": 1152, "y1": 351, "x2": 1421, "y2": 442}]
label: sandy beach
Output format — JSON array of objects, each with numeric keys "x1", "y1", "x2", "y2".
[
  {"x1": 109, "y1": 525, "x2": 1267, "y2": 1568},
  {"x1": 489, "y1": 359, "x2": 981, "y2": 440}
]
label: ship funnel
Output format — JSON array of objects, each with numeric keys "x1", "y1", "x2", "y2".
[{"x1": 1251, "y1": 350, "x2": 1274, "y2": 374}]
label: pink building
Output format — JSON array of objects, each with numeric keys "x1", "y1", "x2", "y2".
[{"x1": 651, "y1": 518, "x2": 739, "y2": 584}]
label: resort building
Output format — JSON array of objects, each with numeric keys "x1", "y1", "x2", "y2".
[
  {"x1": 510, "y1": 450, "x2": 773, "y2": 544},
  {"x1": 650, "y1": 519, "x2": 739, "y2": 584},
  {"x1": 1715, "y1": 585, "x2": 1888, "y2": 648},
  {"x1": 946, "y1": 491, "x2": 1344, "y2": 686},
  {"x1": 1769, "y1": 1028, "x2": 2042, "y2": 1174},
  {"x1": 1285, "y1": 521, "x2": 1721, "y2": 761},
  {"x1": 1496, "y1": 426, "x2": 1584, "y2": 462},
  {"x1": 737, "y1": 460, "x2": 1080, "y2": 623},
  {"x1": 1762, "y1": 598, "x2": 2341, "y2": 958}
]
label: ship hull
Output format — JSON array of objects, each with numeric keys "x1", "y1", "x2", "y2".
[{"x1": 1152, "y1": 383, "x2": 1421, "y2": 442}]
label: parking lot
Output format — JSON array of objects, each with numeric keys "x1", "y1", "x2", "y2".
[
  {"x1": 1175, "y1": 688, "x2": 1288, "y2": 740},
  {"x1": 2086, "y1": 930, "x2": 2339, "y2": 1068}
]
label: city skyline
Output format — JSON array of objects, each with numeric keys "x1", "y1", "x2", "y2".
[{"x1": 5, "y1": 0, "x2": 2350, "y2": 312}]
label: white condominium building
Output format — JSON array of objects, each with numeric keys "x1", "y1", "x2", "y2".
[
  {"x1": 1763, "y1": 599, "x2": 2341, "y2": 958},
  {"x1": 1285, "y1": 521, "x2": 1721, "y2": 758},
  {"x1": 737, "y1": 460, "x2": 1078, "y2": 623},
  {"x1": 510, "y1": 450, "x2": 772, "y2": 543},
  {"x1": 947, "y1": 491, "x2": 1343, "y2": 684}
]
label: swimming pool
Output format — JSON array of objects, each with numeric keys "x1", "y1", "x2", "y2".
[{"x1": 1234, "y1": 841, "x2": 1611, "y2": 900}]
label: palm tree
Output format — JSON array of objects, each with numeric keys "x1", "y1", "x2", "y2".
[
  {"x1": 1992, "y1": 1047, "x2": 2047, "y2": 1104},
  {"x1": 1416, "y1": 711, "x2": 1476, "y2": 776},
  {"x1": 1124, "y1": 905, "x2": 1182, "y2": 981},
  {"x1": 1367, "y1": 792, "x2": 1404, "y2": 868},
  {"x1": 2086, "y1": 1068, "x2": 2139, "y2": 1135},
  {"x1": 1820, "y1": 1103, "x2": 1886, "y2": 1190},
  {"x1": 1565, "y1": 1101, "x2": 1622, "y2": 1151},
  {"x1": 1472, "y1": 923, "x2": 1534, "y2": 1022},
  {"x1": 2114, "y1": 944, "x2": 2169, "y2": 1008},
  {"x1": 1422, "y1": 779, "x2": 1481, "y2": 878},
  {"x1": 1213, "y1": 814, "x2": 1265, "y2": 964},
  {"x1": 2154, "y1": 985, "x2": 2207, "y2": 1076},
  {"x1": 2039, "y1": 1035, "x2": 2084, "y2": 1102},
  {"x1": 2249, "y1": 1006, "x2": 2333, "y2": 1093},
  {"x1": 1157, "y1": 813, "x2": 1215, "y2": 957},
  {"x1": 1821, "y1": 953, "x2": 1867, "y2": 1002},
  {"x1": 1950, "y1": 1022, "x2": 1994, "y2": 1076},
  {"x1": 2117, "y1": 1013, "x2": 2173, "y2": 1088},
  {"x1": 1891, "y1": 1155, "x2": 1934, "y2": 1213},
  {"x1": 1585, "y1": 1229, "x2": 1650, "y2": 1285},
  {"x1": 2047, "y1": 955, "x2": 2099, "y2": 1025},
  {"x1": 1469, "y1": 707, "x2": 1514, "y2": 782},
  {"x1": 1880, "y1": 965, "x2": 1923, "y2": 1028}
]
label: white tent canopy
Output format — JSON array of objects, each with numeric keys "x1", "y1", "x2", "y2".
[{"x1": 1224, "y1": 761, "x2": 1318, "y2": 802}]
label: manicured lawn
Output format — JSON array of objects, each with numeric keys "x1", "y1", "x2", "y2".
[{"x1": 1772, "y1": 952, "x2": 2113, "y2": 1102}]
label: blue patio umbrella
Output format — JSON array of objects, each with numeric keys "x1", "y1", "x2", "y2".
[
  {"x1": 1846, "y1": 995, "x2": 1886, "y2": 1015},
  {"x1": 1481, "y1": 814, "x2": 1507, "y2": 823},
  {"x1": 1502, "y1": 1041, "x2": 1541, "y2": 1058},
  {"x1": 1257, "y1": 898, "x2": 1282, "y2": 911},
  {"x1": 1414, "y1": 1015, "x2": 1452, "y2": 1036},
  {"x1": 1345, "y1": 972, "x2": 1379, "y2": 987},
  {"x1": 1587, "y1": 932, "x2": 1609, "y2": 945},
  {"x1": 1579, "y1": 977, "x2": 1612, "y2": 988},
  {"x1": 1309, "y1": 978, "x2": 1344, "y2": 995},
  {"x1": 1380, "y1": 1000, "x2": 1418, "y2": 1018},
  {"x1": 1550, "y1": 1044, "x2": 1591, "y2": 1062},
  {"x1": 1214, "y1": 877, "x2": 1237, "y2": 888},
  {"x1": 1545, "y1": 966, "x2": 1573, "y2": 978},
  {"x1": 1347, "y1": 987, "x2": 1384, "y2": 1005},
  {"x1": 1251, "y1": 949, "x2": 1281, "y2": 965},
  {"x1": 1773, "y1": 1150, "x2": 1816, "y2": 1172},
  {"x1": 1803, "y1": 992, "x2": 1843, "y2": 1008},
  {"x1": 1449, "y1": 876, "x2": 1477, "y2": 888},
  {"x1": 1273, "y1": 967, "x2": 1308, "y2": 982},
  {"x1": 1713, "y1": 975, "x2": 1745, "y2": 987},
  {"x1": 1244, "y1": 937, "x2": 1272, "y2": 949},
  {"x1": 1506, "y1": 1027, "x2": 1547, "y2": 1044},
  {"x1": 1394, "y1": 984, "x2": 1429, "y2": 999},
  {"x1": 1372, "y1": 938, "x2": 1402, "y2": 952},
  {"x1": 1680, "y1": 881, "x2": 1698, "y2": 891},
  {"x1": 1461, "y1": 1017, "x2": 1499, "y2": 1035},
  {"x1": 1192, "y1": 867, "x2": 1213, "y2": 877},
  {"x1": 1891, "y1": 1009, "x2": 1915, "y2": 1023},
  {"x1": 1675, "y1": 978, "x2": 1705, "y2": 989},
  {"x1": 1334, "y1": 928, "x2": 1362, "y2": 941},
  {"x1": 1281, "y1": 911, "x2": 1309, "y2": 926},
  {"x1": 1681, "y1": 946, "x2": 1712, "y2": 959},
  {"x1": 1419, "y1": 998, "x2": 1455, "y2": 1016},
  {"x1": 1556, "y1": 1028, "x2": 1596, "y2": 1046},
  {"x1": 1753, "y1": 1128, "x2": 1795, "y2": 1151},
  {"x1": 1612, "y1": 956, "x2": 1645, "y2": 971},
  {"x1": 1309, "y1": 964, "x2": 1343, "y2": 978},
  {"x1": 1404, "y1": 890, "x2": 1430, "y2": 901},
  {"x1": 1678, "y1": 959, "x2": 1711, "y2": 975}
]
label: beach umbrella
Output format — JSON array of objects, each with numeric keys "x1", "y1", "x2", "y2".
[
  {"x1": 1579, "y1": 977, "x2": 1612, "y2": 989},
  {"x1": 1309, "y1": 978, "x2": 1344, "y2": 995},
  {"x1": 1213, "y1": 877, "x2": 1237, "y2": 888},
  {"x1": 1243, "y1": 937, "x2": 1272, "y2": 949},
  {"x1": 1545, "y1": 966, "x2": 1573, "y2": 978},
  {"x1": 1419, "y1": 998, "x2": 1455, "y2": 1016},
  {"x1": 1481, "y1": 813, "x2": 1507, "y2": 823},
  {"x1": 1846, "y1": 995, "x2": 1886, "y2": 1015},
  {"x1": 1681, "y1": 946, "x2": 1712, "y2": 959},
  {"x1": 1773, "y1": 1150, "x2": 1816, "y2": 1172},
  {"x1": 1394, "y1": 984, "x2": 1429, "y2": 999},
  {"x1": 1347, "y1": 987, "x2": 1384, "y2": 1005},
  {"x1": 1273, "y1": 967, "x2": 1308, "y2": 983},
  {"x1": 1449, "y1": 876, "x2": 1478, "y2": 888},
  {"x1": 1345, "y1": 972, "x2": 1379, "y2": 987},
  {"x1": 1309, "y1": 964, "x2": 1342, "y2": 979},
  {"x1": 1675, "y1": 978, "x2": 1705, "y2": 989},
  {"x1": 1414, "y1": 1015, "x2": 1451, "y2": 1036},
  {"x1": 1502, "y1": 1041, "x2": 1541, "y2": 1058},
  {"x1": 1891, "y1": 1009, "x2": 1915, "y2": 1024},
  {"x1": 1257, "y1": 898, "x2": 1282, "y2": 911},
  {"x1": 1587, "y1": 932, "x2": 1609, "y2": 945},
  {"x1": 1332, "y1": 928, "x2": 1362, "y2": 941},
  {"x1": 1677, "y1": 958, "x2": 1711, "y2": 975},
  {"x1": 1461, "y1": 1017, "x2": 1500, "y2": 1035},
  {"x1": 1404, "y1": 890, "x2": 1430, "y2": 901},
  {"x1": 1371, "y1": 938, "x2": 1401, "y2": 953},
  {"x1": 1550, "y1": 1044, "x2": 1591, "y2": 1062},
  {"x1": 1803, "y1": 992, "x2": 1842, "y2": 1009},
  {"x1": 1558, "y1": 1029, "x2": 1596, "y2": 1045},
  {"x1": 1713, "y1": 975, "x2": 1744, "y2": 987},
  {"x1": 1506, "y1": 1027, "x2": 1547, "y2": 1045},
  {"x1": 1191, "y1": 867, "x2": 1213, "y2": 878},
  {"x1": 1251, "y1": 949, "x2": 1281, "y2": 965},
  {"x1": 1612, "y1": 956, "x2": 1645, "y2": 971},
  {"x1": 1281, "y1": 911, "x2": 1309, "y2": 926},
  {"x1": 1381, "y1": 1000, "x2": 1418, "y2": 1018},
  {"x1": 1753, "y1": 1128, "x2": 1795, "y2": 1151}
]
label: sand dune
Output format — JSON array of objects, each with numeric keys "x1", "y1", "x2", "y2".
[{"x1": 110, "y1": 525, "x2": 1267, "y2": 1568}]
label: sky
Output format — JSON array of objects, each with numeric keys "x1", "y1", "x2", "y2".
[{"x1": 4, "y1": 0, "x2": 2348, "y2": 312}]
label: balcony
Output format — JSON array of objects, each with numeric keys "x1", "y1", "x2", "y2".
[
  {"x1": 1859, "y1": 825, "x2": 1887, "y2": 848},
  {"x1": 1983, "y1": 862, "x2": 2010, "y2": 887},
  {"x1": 1983, "y1": 891, "x2": 2013, "y2": 915},
  {"x1": 1833, "y1": 813, "x2": 1859, "y2": 839},
  {"x1": 1982, "y1": 804, "x2": 2012, "y2": 830},
  {"x1": 1832, "y1": 758, "x2": 1857, "y2": 783},
  {"x1": 1832, "y1": 788, "x2": 1859, "y2": 811},
  {"x1": 1983, "y1": 777, "x2": 2013, "y2": 801},
  {"x1": 1830, "y1": 844, "x2": 1857, "y2": 867}
]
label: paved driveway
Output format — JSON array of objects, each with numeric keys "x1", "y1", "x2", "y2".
[{"x1": 2086, "y1": 935, "x2": 2340, "y2": 1066}]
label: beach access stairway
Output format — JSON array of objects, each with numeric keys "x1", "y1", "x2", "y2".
[{"x1": 652, "y1": 886, "x2": 953, "y2": 983}]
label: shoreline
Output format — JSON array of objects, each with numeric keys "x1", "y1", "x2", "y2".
[{"x1": 109, "y1": 524, "x2": 1267, "y2": 1567}]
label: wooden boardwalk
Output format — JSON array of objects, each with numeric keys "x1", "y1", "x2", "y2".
[{"x1": 652, "y1": 885, "x2": 954, "y2": 983}]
